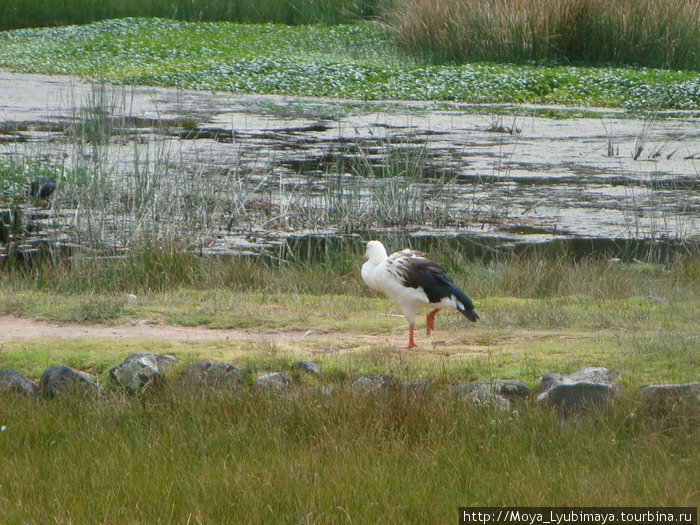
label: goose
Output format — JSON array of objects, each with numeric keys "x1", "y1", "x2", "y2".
[{"x1": 361, "y1": 240, "x2": 479, "y2": 348}]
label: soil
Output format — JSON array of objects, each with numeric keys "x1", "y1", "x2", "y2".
[
  {"x1": 0, "y1": 313, "x2": 499, "y2": 353},
  {"x1": 0, "y1": 313, "x2": 332, "y2": 343}
]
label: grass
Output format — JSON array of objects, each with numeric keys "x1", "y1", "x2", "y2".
[
  {"x1": 0, "y1": 251, "x2": 698, "y2": 520},
  {"x1": 0, "y1": 374, "x2": 697, "y2": 522},
  {"x1": 2, "y1": 242, "x2": 698, "y2": 297},
  {"x1": 0, "y1": 249, "x2": 698, "y2": 385},
  {"x1": 0, "y1": 18, "x2": 698, "y2": 109}
]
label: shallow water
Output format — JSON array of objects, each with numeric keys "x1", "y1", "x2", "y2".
[{"x1": 0, "y1": 71, "x2": 698, "y2": 260}]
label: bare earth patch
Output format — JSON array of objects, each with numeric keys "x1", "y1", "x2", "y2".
[
  {"x1": 0, "y1": 313, "x2": 497, "y2": 356},
  {"x1": 0, "y1": 313, "x2": 337, "y2": 343}
]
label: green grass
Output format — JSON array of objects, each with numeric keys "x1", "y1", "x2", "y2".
[
  {"x1": 1, "y1": 250, "x2": 698, "y2": 385},
  {"x1": 0, "y1": 18, "x2": 698, "y2": 109},
  {"x1": 0, "y1": 252, "x2": 697, "y2": 519},
  {"x1": 1, "y1": 0, "x2": 697, "y2": 71},
  {"x1": 3, "y1": 243, "x2": 697, "y2": 298},
  {"x1": 0, "y1": 380, "x2": 697, "y2": 522}
]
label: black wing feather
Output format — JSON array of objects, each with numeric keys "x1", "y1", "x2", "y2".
[{"x1": 395, "y1": 256, "x2": 478, "y2": 321}]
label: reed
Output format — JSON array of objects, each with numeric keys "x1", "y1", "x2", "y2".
[{"x1": 385, "y1": 0, "x2": 700, "y2": 70}]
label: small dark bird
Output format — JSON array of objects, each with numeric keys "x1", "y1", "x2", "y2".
[
  {"x1": 26, "y1": 177, "x2": 56, "y2": 199},
  {"x1": 361, "y1": 240, "x2": 479, "y2": 348}
]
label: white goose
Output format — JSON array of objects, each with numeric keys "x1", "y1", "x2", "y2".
[{"x1": 361, "y1": 240, "x2": 479, "y2": 348}]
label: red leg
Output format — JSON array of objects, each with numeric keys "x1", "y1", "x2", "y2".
[
  {"x1": 397, "y1": 323, "x2": 417, "y2": 349},
  {"x1": 426, "y1": 308, "x2": 440, "y2": 335}
]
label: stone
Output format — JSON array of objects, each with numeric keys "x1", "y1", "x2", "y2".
[
  {"x1": 40, "y1": 365, "x2": 102, "y2": 397},
  {"x1": 308, "y1": 385, "x2": 335, "y2": 396},
  {"x1": 180, "y1": 361, "x2": 243, "y2": 389},
  {"x1": 453, "y1": 380, "x2": 529, "y2": 411},
  {"x1": 124, "y1": 352, "x2": 177, "y2": 372},
  {"x1": 537, "y1": 367, "x2": 620, "y2": 414},
  {"x1": 351, "y1": 374, "x2": 396, "y2": 393},
  {"x1": 399, "y1": 381, "x2": 430, "y2": 400},
  {"x1": 640, "y1": 383, "x2": 700, "y2": 415},
  {"x1": 257, "y1": 372, "x2": 288, "y2": 391},
  {"x1": 109, "y1": 353, "x2": 177, "y2": 391},
  {"x1": 296, "y1": 360, "x2": 321, "y2": 375},
  {"x1": 0, "y1": 369, "x2": 39, "y2": 396}
]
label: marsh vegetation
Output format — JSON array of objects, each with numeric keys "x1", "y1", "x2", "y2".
[
  {"x1": 2, "y1": 0, "x2": 698, "y2": 70},
  {"x1": 1, "y1": 19, "x2": 698, "y2": 109}
]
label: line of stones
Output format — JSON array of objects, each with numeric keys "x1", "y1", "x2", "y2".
[{"x1": 1, "y1": 353, "x2": 698, "y2": 417}]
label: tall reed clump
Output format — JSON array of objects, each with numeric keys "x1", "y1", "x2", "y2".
[
  {"x1": 0, "y1": 0, "x2": 386, "y2": 30},
  {"x1": 385, "y1": 0, "x2": 700, "y2": 70}
]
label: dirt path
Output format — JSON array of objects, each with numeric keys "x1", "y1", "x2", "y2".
[
  {"x1": 0, "y1": 314, "x2": 334, "y2": 343},
  {"x1": 0, "y1": 314, "x2": 492, "y2": 354}
]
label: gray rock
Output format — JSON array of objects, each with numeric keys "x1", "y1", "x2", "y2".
[
  {"x1": 567, "y1": 367, "x2": 619, "y2": 384},
  {"x1": 536, "y1": 373, "x2": 564, "y2": 395},
  {"x1": 40, "y1": 365, "x2": 102, "y2": 397},
  {"x1": 536, "y1": 368, "x2": 619, "y2": 395},
  {"x1": 640, "y1": 383, "x2": 700, "y2": 414},
  {"x1": 124, "y1": 352, "x2": 177, "y2": 372},
  {"x1": 257, "y1": 372, "x2": 288, "y2": 391},
  {"x1": 296, "y1": 360, "x2": 321, "y2": 375},
  {"x1": 537, "y1": 367, "x2": 620, "y2": 414},
  {"x1": 110, "y1": 353, "x2": 177, "y2": 391},
  {"x1": 180, "y1": 361, "x2": 243, "y2": 389},
  {"x1": 454, "y1": 380, "x2": 529, "y2": 411},
  {"x1": 0, "y1": 369, "x2": 39, "y2": 396},
  {"x1": 400, "y1": 381, "x2": 430, "y2": 400},
  {"x1": 352, "y1": 374, "x2": 396, "y2": 393},
  {"x1": 308, "y1": 385, "x2": 335, "y2": 396}
]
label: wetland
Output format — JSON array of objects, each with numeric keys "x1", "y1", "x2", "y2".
[{"x1": 1, "y1": 71, "x2": 698, "y2": 263}]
